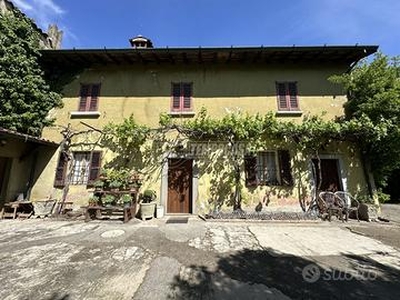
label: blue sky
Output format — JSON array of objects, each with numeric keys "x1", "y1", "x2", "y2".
[{"x1": 11, "y1": 0, "x2": 400, "y2": 56}]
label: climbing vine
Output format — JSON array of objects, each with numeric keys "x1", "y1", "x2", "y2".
[
  {"x1": 91, "y1": 108, "x2": 391, "y2": 211},
  {"x1": 159, "y1": 108, "x2": 390, "y2": 210}
]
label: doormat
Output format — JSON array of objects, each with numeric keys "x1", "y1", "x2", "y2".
[{"x1": 166, "y1": 217, "x2": 189, "y2": 224}]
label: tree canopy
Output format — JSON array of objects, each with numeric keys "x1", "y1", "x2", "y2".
[
  {"x1": 0, "y1": 11, "x2": 62, "y2": 136},
  {"x1": 331, "y1": 53, "x2": 400, "y2": 186}
]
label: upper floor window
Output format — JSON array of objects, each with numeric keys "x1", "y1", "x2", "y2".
[
  {"x1": 276, "y1": 82, "x2": 299, "y2": 111},
  {"x1": 171, "y1": 82, "x2": 193, "y2": 112},
  {"x1": 244, "y1": 150, "x2": 293, "y2": 187},
  {"x1": 79, "y1": 84, "x2": 101, "y2": 112}
]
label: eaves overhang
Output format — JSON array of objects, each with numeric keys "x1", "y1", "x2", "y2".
[
  {"x1": 0, "y1": 127, "x2": 59, "y2": 148},
  {"x1": 40, "y1": 45, "x2": 378, "y2": 69}
]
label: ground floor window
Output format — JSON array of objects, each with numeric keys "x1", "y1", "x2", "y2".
[
  {"x1": 54, "y1": 151, "x2": 102, "y2": 187},
  {"x1": 71, "y1": 152, "x2": 91, "y2": 185},
  {"x1": 245, "y1": 150, "x2": 293, "y2": 187},
  {"x1": 257, "y1": 151, "x2": 279, "y2": 185}
]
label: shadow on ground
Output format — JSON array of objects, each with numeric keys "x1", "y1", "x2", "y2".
[
  {"x1": 169, "y1": 248, "x2": 400, "y2": 300},
  {"x1": 41, "y1": 292, "x2": 70, "y2": 300}
]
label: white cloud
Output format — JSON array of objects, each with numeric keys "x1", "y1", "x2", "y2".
[
  {"x1": 11, "y1": 0, "x2": 72, "y2": 48},
  {"x1": 11, "y1": 0, "x2": 65, "y2": 29},
  {"x1": 33, "y1": 0, "x2": 64, "y2": 15},
  {"x1": 11, "y1": 0, "x2": 33, "y2": 11}
]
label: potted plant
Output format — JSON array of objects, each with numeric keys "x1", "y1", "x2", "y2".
[
  {"x1": 128, "y1": 172, "x2": 142, "y2": 192},
  {"x1": 139, "y1": 190, "x2": 156, "y2": 220},
  {"x1": 109, "y1": 180, "x2": 122, "y2": 191},
  {"x1": 88, "y1": 195, "x2": 99, "y2": 206},
  {"x1": 98, "y1": 171, "x2": 108, "y2": 181},
  {"x1": 103, "y1": 194, "x2": 116, "y2": 207},
  {"x1": 120, "y1": 194, "x2": 132, "y2": 208},
  {"x1": 93, "y1": 180, "x2": 104, "y2": 191}
]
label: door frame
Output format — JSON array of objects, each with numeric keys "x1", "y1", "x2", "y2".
[
  {"x1": 309, "y1": 154, "x2": 347, "y2": 194},
  {"x1": 160, "y1": 153, "x2": 198, "y2": 214}
]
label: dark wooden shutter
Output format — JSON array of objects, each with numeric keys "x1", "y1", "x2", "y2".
[
  {"x1": 172, "y1": 83, "x2": 181, "y2": 110},
  {"x1": 277, "y1": 83, "x2": 288, "y2": 110},
  {"x1": 244, "y1": 154, "x2": 258, "y2": 187},
  {"x1": 87, "y1": 151, "x2": 101, "y2": 186},
  {"x1": 79, "y1": 85, "x2": 89, "y2": 111},
  {"x1": 183, "y1": 83, "x2": 192, "y2": 109},
  {"x1": 278, "y1": 150, "x2": 293, "y2": 186},
  {"x1": 89, "y1": 84, "x2": 100, "y2": 111},
  {"x1": 288, "y1": 82, "x2": 298, "y2": 110},
  {"x1": 54, "y1": 152, "x2": 68, "y2": 187}
]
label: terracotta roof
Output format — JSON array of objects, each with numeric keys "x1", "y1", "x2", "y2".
[{"x1": 0, "y1": 127, "x2": 59, "y2": 147}]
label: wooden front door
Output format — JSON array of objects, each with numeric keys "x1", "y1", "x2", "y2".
[
  {"x1": 312, "y1": 158, "x2": 342, "y2": 191},
  {"x1": 167, "y1": 159, "x2": 192, "y2": 213}
]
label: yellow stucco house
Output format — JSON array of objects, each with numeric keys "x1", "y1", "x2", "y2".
[{"x1": 31, "y1": 37, "x2": 378, "y2": 214}]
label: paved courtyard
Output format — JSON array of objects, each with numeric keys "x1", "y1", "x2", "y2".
[{"x1": 0, "y1": 206, "x2": 399, "y2": 300}]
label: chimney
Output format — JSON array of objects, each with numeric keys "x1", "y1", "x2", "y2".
[{"x1": 129, "y1": 35, "x2": 153, "y2": 49}]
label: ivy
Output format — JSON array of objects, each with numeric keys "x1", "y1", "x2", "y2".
[{"x1": 0, "y1": 11, "x2": 62, "y2": 136}]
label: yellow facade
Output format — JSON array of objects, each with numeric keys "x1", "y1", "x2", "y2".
[{"x1": 34, "y1": 60, "x2": 371, "y2": 212}]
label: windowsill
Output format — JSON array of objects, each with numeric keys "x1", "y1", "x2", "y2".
[
  {"x1": 275, "y1": 110, "x2": 303, "y2": 117},
  {"x1": 168, "y1": 111, "x2": 196, "y2": 117},
  {"x1": 70, "y1": 111, "x2": 101, "y2": 118}
]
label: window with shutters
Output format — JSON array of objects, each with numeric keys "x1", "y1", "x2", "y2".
[
  {"x1": 276, "y1": 82, "x2": 299, "y2": 111},
  {"x1": 79, "y1": 84, "x2": 101, "y2": 112},
  {"x1": 244, "y1": 150, "x2": 293, "y2": 187},
  {"x1": 53, "y1": 151, "x2": 101, "y2": 187},
  {"x1": 171, "y1": 82, "x2": 193, "y2": 112}
]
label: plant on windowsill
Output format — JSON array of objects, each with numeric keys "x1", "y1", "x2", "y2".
[{"x1": 139, "y1": 189, "x2": 157, "y2": 221}]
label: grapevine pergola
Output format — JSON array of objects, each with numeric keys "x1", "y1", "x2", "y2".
[{"x1": 92, "y1": 108, "x2": 389, "y2": 211}]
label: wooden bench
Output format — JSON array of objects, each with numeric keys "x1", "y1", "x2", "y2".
[
  {"x1": 84, "y1": 203, "x2": 137, "y2": 223},
  {"x1": 0, "y1": 201, "x2": 33, "y2": 219},
  {"x1": 54, "y1": 201, "x2": 74, "y2": 215}
]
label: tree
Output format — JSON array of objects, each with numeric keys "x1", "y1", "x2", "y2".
[
  {"x1": 0, "y1": 11, "x2": 62, "y2": 136},
  {"x1": 331, "y1": 53, "x2": 400, "y2": 187}
]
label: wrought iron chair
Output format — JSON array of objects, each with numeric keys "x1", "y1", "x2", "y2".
[
  {"x1": 334, "y1": 191, "x2": 360, "y2": 222},
  {"x1": 318, "y1": 191, "x2": 344, "y2": 222}
]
